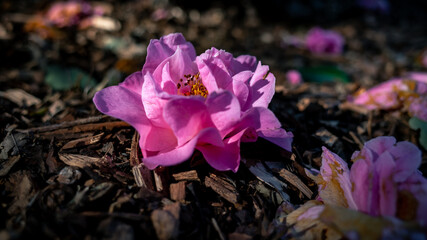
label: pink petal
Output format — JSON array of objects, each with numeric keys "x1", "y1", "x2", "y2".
[
  {"x1": 142, "y1": 128, "x2": 222, "y2": 169},
  {"x1": 232, "y1": 71, "x2": 252, "y2": 110},
  {"x1": 142, "y1": 126, "x2": 177, "y2": 152},
  {"x1": 206, "y1": 90, "x2": 241, "y2": 138},
  {"x1": 232, "y1": 79, "x2": 250, "y2": 109},
  {"x1": 142, "y1": 33, "x2": 196, "y2": 74},
  {"x1": 152, "y1": 47, "x2": 198, "y2": 90},
  {"x1": 229, "y1": 107, "x2": 293, "y2": 151},
  {"x1": 364, "y1": 136, "x2": 396, "y2": 160},
  {"x1": 408, "y1": 72, "x2": 427, "y2": 84},
  {"x1": 258, "y1": 129, "x2": 293, "y2": 152},
  {"x1": 93, "y1": 85, "x2": 152, "y2": 143},
  {"x1": 398, "y1": 173, "x2": 427, "y2": 226},
  {"x1": 141, "y1": 73, "x2": 170, "y2": 127},
  {"x1": 321, "y1": 147, "x2": 357, "y2": 209},
  {"x1": 197, "y1": 137, "x2": 241, "y2": 172},
  {"x1": 353, "y1": 79, "x2": 404, "y2": 110},
  {"x1": 196, "y1": 48, "x2": 234, "y2": 92},
  {"x1": 119, "y1": 71, "x2": 143, "y2": 95},
  {"x1": 248, "y1": 62, "x2": 276, "y2": 109},
  {"x1": 163, "y1": 97, "x2": 215, "y2": 147},
  {"x1": 374, "y1": 151, "x2": 397, "y2": 217},
  {"x1": 387, "y1": 141, "x2": 422, "y2": 182},
  {"x1": 350, "y1": 159, "x2": 371, "y2": 213},
  {"x1": 233, "y1": 55, "x2": 258, "y2": 72}
]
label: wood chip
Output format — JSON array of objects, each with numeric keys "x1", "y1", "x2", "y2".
[
  {"x1": 151, "y1": 205, "x2": 180, "y2": 240},
  {"x1": 61, "y1": 133, "x2": 104, "y2": 150},
  {"x1": 0, "y1": 88, "x2": 41, "y2": 107},
  {"x1": 154, "y1": 168, "x2": 169, "y2": 193},
  {"x1": 243, "y1": 158, "x2": 290, "y2": 202},
  {"x1": 0, "y1": 155, "x2": 20, "y2": 177},
  {"x1": 172, "y1": 170, "x2": 199, "y2": 182},
  {"x1": 276, "y1": 169, "x2": 313, "y2": 198},
  {"x1": 314, "y1": 127, "x2": 338, "y2": 148},
  {"x1": 170, "y1": 181, "x2": 186, "y2": 202},
  {"x1": 58, "y1": 153, "x2": 102, "y2": 168},
  {"x1": 132, "y1": 164, "x2": 154, "y2": 190},
  {"x1": 46, "y1": 138, "x2": 62, "y2": 173},
  {"x1": 205, "y1": 173, "x2": 238, "y2": 204},
  {"x1": 129, "y1": 132, "x2": 140, "y2": 167}
]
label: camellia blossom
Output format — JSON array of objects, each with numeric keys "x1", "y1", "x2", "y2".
[
  {"x1": 312, "y1": 136, "x2": 427, "y2": 226},
  {"x1": 93, "y1": 33, "x2": 293, "y2": 172},
  {"x1": 352, "y1": 72, "x2": 427, "y2": 121},
  {"x1": 287, "y1": 136, "x2": 427, "y2": 239},
  {"x1": 305, "y1": 27, "x2": 344, "y2": 55}
]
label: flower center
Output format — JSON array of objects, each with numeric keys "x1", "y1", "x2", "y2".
[{"x1": 177, "y1": 73, "x2": 209, "y2": 98}]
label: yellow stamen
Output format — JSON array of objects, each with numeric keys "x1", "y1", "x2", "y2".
[{"x1": 177, "y1": 73, "x2": 209, "y2": 98}]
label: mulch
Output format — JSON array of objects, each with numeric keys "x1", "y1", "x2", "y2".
[{"x1": 1, "y1": 0, "x2": 426, "y2": 239}]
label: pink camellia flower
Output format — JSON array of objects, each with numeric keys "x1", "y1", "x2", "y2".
[
  {"x1": 305, "y1": 27, "x2": 344, "y2": 55},
  {"x1": 93, "y1": 33, "x2": 293, "y2": 172},
  {"x1": 286, "y1": 70, "x2": 303, "y2": 85},
  {"x1": 353, "y1": 72, "x2": 427, "y2": 121},
  {"x1": 45, "y1": 1, "x2": 93, "y2": 28},
  {"x1": 315, "y1": 136, "x2": 427, "y2": 226}
]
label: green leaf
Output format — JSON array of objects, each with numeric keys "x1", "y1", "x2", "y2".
[
  {"x1": 409, "y1": 117, "x2": 427, "y2": 150},
  {"x1": 299, "y1": 66, "x2": 350, "y2": 83},
  {"x1": 45, "y1": 65, "x2": 97, "y2": 91}
]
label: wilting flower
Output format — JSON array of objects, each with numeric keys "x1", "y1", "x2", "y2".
[
  {"x1": 25, "y1": 0, "x2": 105, "y2": 37},
  {"x1": 287, "y1": 136, "x2": 427, "y2": 239},
  {"x1": 305, "y1": 27, "x2": 344, "y2": 55},
  {"x1": 93, "y1": 33, "x2": 293, "y2": 172},
  {"x1": 312, "y1": 136, "x2": 427, "y2": 225},
  {"x1": 353, "y1": 72, "x2": 427, "y2": 121},
  {"x1": 286, "y1": 70, "x2": 303, "y2": 85}
]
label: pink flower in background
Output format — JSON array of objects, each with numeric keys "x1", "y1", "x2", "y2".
[
  {"x1": 316, "y1": 137, "x2": 427, "y2": 226},
  {"x1": 93, "y1": 33, "x2": 293, "y2": 172},
  {"x1": 305, "y1": 27, "x2": 344, "y2": 55},
  {"x1": 353, "y1": 72, "x2": 427, "y2": 121},
  {"x1": 45, "y1": 1, "x2": 93, "y2": 28},
  {"x1": 286, "y1": 70, "x2": 303, "y2": 85}
]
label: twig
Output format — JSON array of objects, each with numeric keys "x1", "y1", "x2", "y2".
[
  {"x1": 349, "y1": 131, "x2": 364, "y2": 149},
  {"x1": 18, "y1": 115, "x2": 109, "y2": 133},
  {"x1": 33, "y1": 121, "x2": 130, "y2": 139}
]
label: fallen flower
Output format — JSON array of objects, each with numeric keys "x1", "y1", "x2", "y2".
[
  {"x1": 287, "y1": 136, "x2": 427, "y2": 239},
  {"x1": 25, "y1": 0, "x2": 107, "y2": 37},
  {"x1": 305, "y1": 27, "x2": 344, "y2": 55},
  {"x1": 312, "y1": 137, "x2": 426, "y2": 224},
  {"x1": 45, "y1": 1, "x2": 93, "y2": 28},
  {"x1": 352, "y1": 72, "x2": 427, "y2": 121},
  {"x1": 93, "y1": 33, "x2": 293, "y2": 172}
]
